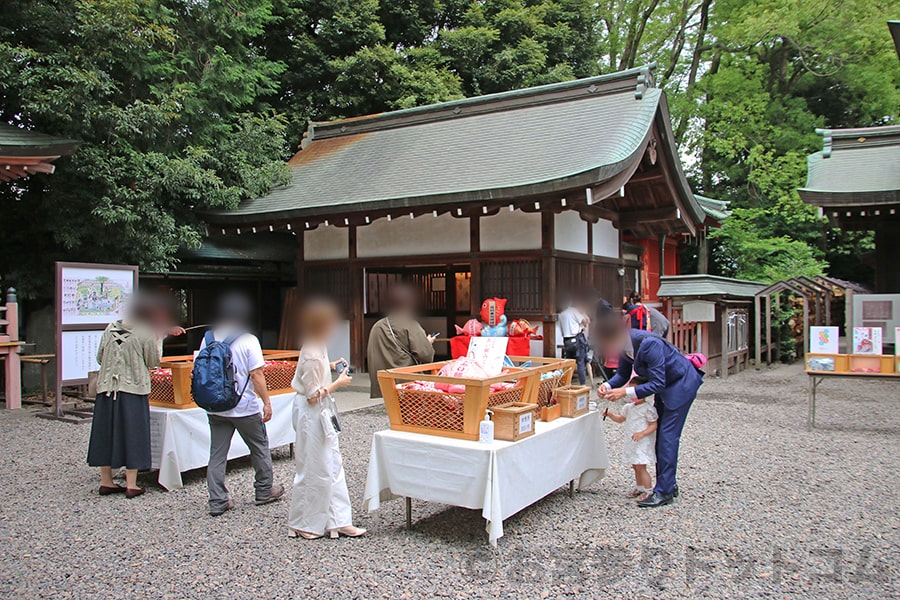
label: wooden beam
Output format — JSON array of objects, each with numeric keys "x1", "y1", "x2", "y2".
[
  {"x1": 620, "y1": 207, "x2": 678, "y2": 226},
  {"x1": 626, "y1": 169, "x2": 664, "y2": 184}
]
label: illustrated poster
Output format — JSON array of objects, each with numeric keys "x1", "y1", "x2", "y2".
[
  {"x1": 60, "y1": 266, "x2": 135, "y2": 325},
  {"x1": 852, "y1": 327, "x2": 883, "y2": 355},
  {"x1": 809, "y1": 326, "x2": 839, "y2": 354}
]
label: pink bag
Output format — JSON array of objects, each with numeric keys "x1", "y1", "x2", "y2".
[{"x1": 684, "y1": 353, "x2": 707, "y2": 370}]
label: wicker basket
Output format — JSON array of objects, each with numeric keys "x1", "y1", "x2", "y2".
[
  {"x1": 149, "y1": 350, "x2": 299, "y2": 409},
  {"x1": 508, "y1": 356, "x2": 575, "y2": 418},
  {"x1": 378, "y1": 361, "x2": 540, "y2": 440}
]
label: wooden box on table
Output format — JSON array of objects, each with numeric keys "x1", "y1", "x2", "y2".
[
  {"x1": 149, "y1": 350, "x2": 300, "y2": 409},
  {"x1": 848, "y1": 354, "x2": 895, "y2": 374},
  {"x1": 805, "y1": 353, "x2": 848, "y2": 373},
  {"x1": 492, "y1": 402, "x2": 538, "y2": 441},
  {"x1": 378, "y1": 361, "x2": 540, "y2": 441},
  {"x1": 540, "y1": 403, "x2": 561, "y2": 422},
  {"x1": 555, "y1": 385, "x2": 591, "y2": 418},
  {"x1": 507, "y1": 356, "x2": 574, "y2": 419}
]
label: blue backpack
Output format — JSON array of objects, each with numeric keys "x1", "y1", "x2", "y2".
[{"x1": 191, "y1": 331, "x2": 249, "y2": 412}]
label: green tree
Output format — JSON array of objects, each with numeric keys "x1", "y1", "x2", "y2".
[{"x1": 0, "y1": 0, "x2": 290, "y2": 298}]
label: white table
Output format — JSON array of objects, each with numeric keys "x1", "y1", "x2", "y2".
[
  {"x1": 149, "y1": 392, "x2": 295, "y2": 490},
  {"x1": 364, "y1": 411, "x2": 609, "y2": 546}
]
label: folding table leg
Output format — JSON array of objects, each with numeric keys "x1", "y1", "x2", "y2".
[
  {"x1": 405, "y1": 497, "x2": 413, "y2": 530},
  {"x1": 569, "y1": 480, "x2": 575, "y2": 498}
]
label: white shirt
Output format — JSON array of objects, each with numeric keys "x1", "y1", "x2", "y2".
[
  {"x1": 559, "y1": 307, "x2": 586, "y2": 338},
  {"x1": 198, "y1": 330, "x2": 266, "y2": 418}
]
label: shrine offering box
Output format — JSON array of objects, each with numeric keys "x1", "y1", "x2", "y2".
[
  {"x1": 555, "y1": 385, "x2": 591, "y2": 418},
  {"x1": 149, "y1": 350, "x2": 299, "y2": 409},
  {"x1": 540, "y1": 403, "x2": 561, "y2": 422},
  {"x1": 378, "y1": 361, "x2": 540, "y2": 440},
  {"x1": 492, "y1": 402, "x2": 538, "y2": 441},
  {"x1": 848, "y1": 355, "x2": 894, "y2": 374},
  {"x1": 806, "y1": 354, "x2": 848, "y2": 373},
  {"x1": 508, "y1": 356, "x2": 575, "y2": 417}
]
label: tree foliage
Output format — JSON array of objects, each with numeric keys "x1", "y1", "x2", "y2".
[
  {"x1": 0, "y1": 0, "x2": 290, "y2": 297},
  {"x1": 1, "y1": 0, "x2": 898, "y2": 296}
]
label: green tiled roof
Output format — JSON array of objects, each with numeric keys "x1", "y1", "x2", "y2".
[
  {"x1": 798, "y1": 125, "x2": 900, "y2": 206},
  {"x1": 210, "y1": 66, "x2": 706, "y2": 227},
  {"x1": 0, "y1": 124, "x2": 81, "y2": 157},
  {"x1": 657, "y1": 274, "x2": 765, "y2": 299},
  {"x1": 695, "y1": 195, "x2": 730, "y2": 222}
]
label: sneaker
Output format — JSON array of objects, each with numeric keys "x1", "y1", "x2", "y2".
[
  {"x1": 255, "y1": 483, "x2": 286, "y2": 506},
  {"x1": 209, "y1": 499, "x2": 234, "y2": 517}
]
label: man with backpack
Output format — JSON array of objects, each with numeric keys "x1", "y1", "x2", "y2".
[{"x1": 193, "y1": 293, "x2": 285, "y2": 516}]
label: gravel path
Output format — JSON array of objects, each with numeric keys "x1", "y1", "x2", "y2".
[{"x1": 0, "y1": 363, "x2": 897, "y2": 599}]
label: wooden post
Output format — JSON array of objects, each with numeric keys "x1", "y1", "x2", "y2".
[
  {"x1": 348, "y1": 225, "x2": 365, "y2": 370},
  {"x1": 754, "y1": 295, "x2": 762, "y2": 366},
  {"x1": 468, "y1": 214, "x2": 481, "y2": 320},
  {"x1": 765, "y1": 295, "x2": 772, "y2": 364},
  {"x1": 802, "y1": 296, "x2": 810, "y2": 363},
  {"x1": 541, "y1": 212, "x2": 557, "y2": 358},
  {"x1": 3, "y1": 288, "x2": 22, "y2": 409},
  {"x1": 720, "y1": 303, "x2": 728, "y2": 379}
]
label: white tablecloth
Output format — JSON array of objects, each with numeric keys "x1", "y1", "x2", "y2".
[
  {"x1": 364, "y1": 411, "x2": 609, "y2": 545},
  {"x1": 149, "y1": 393, "x2": 295, "y2": 490}
]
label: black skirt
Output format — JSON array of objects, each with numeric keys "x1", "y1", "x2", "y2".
[{"x1": 87, "y1": 392, "x2": 152, "y2": 471}]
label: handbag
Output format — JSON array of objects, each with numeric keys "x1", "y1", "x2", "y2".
[{"x1": 320, "y1": 393, "x2": 342, "y2": 436}]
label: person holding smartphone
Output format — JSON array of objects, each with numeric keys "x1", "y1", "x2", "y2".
[
  {"x1": 366, "y1": 283, "x2": 435, "y2": 398},
  {"x1": 288, "y1": 298, "x2": 365, "y2": 540}
]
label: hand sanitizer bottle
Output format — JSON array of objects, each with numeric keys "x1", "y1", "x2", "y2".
[{"x1": 479, "y1": 410, "x2": 494, "y2": 444}]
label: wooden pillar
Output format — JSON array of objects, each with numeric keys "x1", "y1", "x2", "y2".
[
  {"x1": 541, "y1": 211, "x2": 557, "y2": 357},
  {"x1": 754, "y1": 294, "x2": 761, "y2": 366},
  {"x1": 765, "y1": 295, "x2": 772, "y2": 365},
  {"x1": 348, "y1": 225, "x2": 365, "y2": 370},
  {"x1": 720, "y1": 303, "x2": 728, "y2": 379},
  {"x1": 295, "y1": 228, "x2": 305, "y2": 295},
  {"x1": 469, "y1": 216, "x2": 481, "y2": 317}
]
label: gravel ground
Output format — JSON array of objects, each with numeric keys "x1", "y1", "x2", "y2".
[{"x1": 0, "y1": 362, "x2": 897, "y2": 599}]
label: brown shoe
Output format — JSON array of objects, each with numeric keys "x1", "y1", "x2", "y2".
[
  {"x1": 125, "y1": 487, "x2": 146, "y2": 499},
  {"x1": 255, "y1": 483, "x2": 286, "y2": 506},
  {"x1": 99, "y1": 485, "x2": 126, "y2": 496},
  {"x1": 209, "y1": 499, "x2": 234, "y2": 517}
]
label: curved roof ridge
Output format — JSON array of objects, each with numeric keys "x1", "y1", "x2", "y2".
[{"x1": 308, "y1": 64, "x2": 658, "y2": 142}]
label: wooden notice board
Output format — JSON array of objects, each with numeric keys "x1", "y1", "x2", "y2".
[{"x1": 54, "y1": 262, "x2": 138, "y2": 417}]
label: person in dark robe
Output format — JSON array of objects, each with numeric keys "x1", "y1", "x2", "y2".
[{"x1": 367, "y1": 284, "x2": 435, "y2": 398}]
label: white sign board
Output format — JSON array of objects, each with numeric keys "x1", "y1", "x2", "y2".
[
  {"x1": 60, "y1": 330, "x2": 104, "y2": 381},
  {"x1": 683, "y1": 301, "x2": 716, "y2": 323},
  {"x1": 467, "y1": 337, "x2": 509, "y2": 376}
]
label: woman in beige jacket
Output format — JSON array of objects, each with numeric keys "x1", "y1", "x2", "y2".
[{"x1": 86, "y1": 293, "x2": 183, "y2": 498}]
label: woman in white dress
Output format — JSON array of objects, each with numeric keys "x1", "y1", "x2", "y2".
[
  {"x1": 288, "y1": 299, "x2": 365, "y2": 539},
  {"x1": 603, "y1": 377, "x2": 659, "y2": 501}
]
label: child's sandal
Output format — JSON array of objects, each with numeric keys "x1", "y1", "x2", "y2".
[{"x1": 627, "y1": 488, "x2": 644, "y2": 498}]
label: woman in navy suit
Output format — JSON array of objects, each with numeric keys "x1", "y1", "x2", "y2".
[{"x1": 595, "y1": 311, "x2": 703, "y2": 507}]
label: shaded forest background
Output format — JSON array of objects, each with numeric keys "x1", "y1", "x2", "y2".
[{"x1": 1, "y1": 0, "x2": 898, "y2": 298}]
